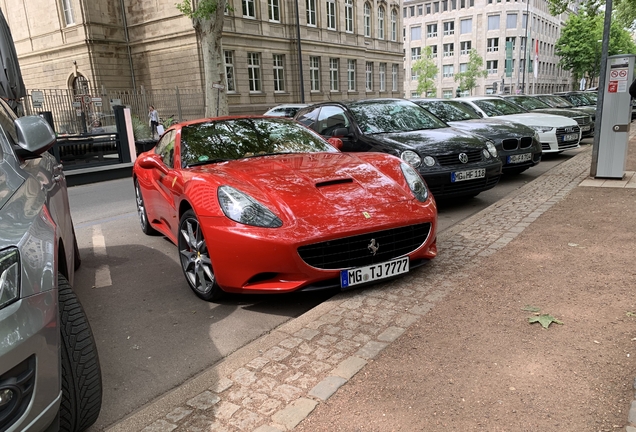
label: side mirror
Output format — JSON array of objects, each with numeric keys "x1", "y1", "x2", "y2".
[
  {"x1": 331, "y1": 127, "x2": 350, "y2": 138},
  {"x1": 14, "y1": 116, "x2": 56, "y2": 156},
  {"x1": 327, "y1": 137, "x2": 344, "y2": 150},
  {"x1": 137, "y1": 153, "x2": 169, "y2": 174}
]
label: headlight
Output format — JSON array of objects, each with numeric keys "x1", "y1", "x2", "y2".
[
  {"x1": 532, "y1": 125, "x2": 553, "y2": 133},
  {"x1": 485, "y1": 140, "x2": 498, "y2": 158},
  {"x1": 482, "y1": 149, "x2": 491, "y2": 159},
  {"x1": 0, "y1": 248, "x2": 20, "y2": 309},
  {"x1": 400, "y1": 163, "x2": 429, "y2": 202},
  {"x1": 217, "y1": 186, "x2": 282, "y2": 228},
  {"x1": 400, "y1": 150, "x2": 422, "y2": 168}
]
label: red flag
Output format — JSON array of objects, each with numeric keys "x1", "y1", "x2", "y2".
[{"x1": 534, "y1": 40, "x2": 539, "y2": 78}]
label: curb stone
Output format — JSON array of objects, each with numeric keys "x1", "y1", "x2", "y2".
[{"x1": 107, "y1": 146, "x2": 598, "y2": 432}]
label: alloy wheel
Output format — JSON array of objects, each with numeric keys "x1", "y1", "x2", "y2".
[{"x1": 179, "y1": 216, "x2": 215, "y2": 296}]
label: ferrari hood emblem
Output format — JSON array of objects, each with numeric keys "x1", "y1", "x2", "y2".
[{"x1": 368, "y1": 239, "x2": 379, "y2": 255}]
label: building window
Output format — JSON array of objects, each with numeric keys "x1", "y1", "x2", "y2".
[
  {"x1": 411, "y1": 47, "x2": 422, "y2": 61},
  {"x1": 327, "y1": 0, "x2": 336, "y2": 29},
  {"x1": 310, "y1": 56, "x2": 320, "y2": 91},
  {"x1": 522, "y1": 13, "x2": 527, "y2": 29},
  {"x1": 460, "y1": 18, "x2": 472, "y2": 34},
  {"x1": 345, "y1": 0, "x2": 354, "y2": 32},
  {"x1": 426, "y1": 3, "x2": 432, "y2": 13},
  {"x1": 411, "y1": 26, "x2": 421, "y2": 41},
  {"x1": 365, "y1": 62, "x2": 373, "y2": 91},
  {"x1": 487, "y1": 60, "x2": 498, "y2": 74},
  {"x1": 411, "y1": 91, "x2": 420, "y2": 98},
  {"x1": 392, "y1": 64, "x2": 398, "y2": 91},
  {"x1": 307, "y1": 0, "x2": 316, "y2": 25},
  {"x1": 247, "y1": 53, "x2": 262, "y2": 92},
  {"x1": 71, "y1": 74, "x2": 89, "y2": 95},
  {"x1": 273, "y1": 54, "x2": 285, "y2": 92},
  {"x1": 443, "y1": 89, "x2": 453, "y2": 98},
  {"x1": 428, "y1": 45, "x2": 438, "y2": 58},
  {"x1": 243, "y1": 0, "x2": 256, "y2": 18},
  {"x1": 224, "y1": 51, "x2": 236, "y2": 92},
  {"x1": 443, "y1": 43, "x2": 454, "y2": 57},
  {"x1": 378, "y1": 6, "x2": 385, "y2": 39},
  {"x1": 364, "y1": 2, "x2": 371, "y2": 37},
  {"x1": 410, "y1": 6, "x2": 415, "y2": 16},
  {"x1": 268, "y1": 0, "x2": 280, "y2": 21},
  {"x1": 62, "y1": 0, "x2": 75, "y2": 25},
  {"x1": 443, "y1": 21, "x2": 454, "y2": 35},
  {"x1": 506, "y1": 13, "x2": 517, "y2": 28},
  {"x1": 348, "y1": 59, "x2": 356, "y2": 91},
  {"x1": 506, "y1": 36, "x2": 516, "y2": 50},
  {"x1": 487, "y1": 14, "x2": 500, "y2": 30},
  {"x1": 411, "y1": 68, "x2": 419, "y2": 81},
  {"x1": 379, "y1": 63, "x2": 386, "y2": 91},
  {"x1": 330, "y1": 58, "x2": 339, "y2": 91},
  {"x1": 459, "y1": 62, "x2": 467, "y2": 73},
  {"x1": 442, "y1": 65, "x2": 454, "y2": 77},
  {"x1": 417, "y1": 4, "x2": 423, "y2": 15},
  {"x1": 487, "y1": 38, "x2": 499, "y2": 52},
  {"x1": 426, "y1": 23, "x2": 438, "y2": 38},
  {"x1": 390, "y1": 9, "x2": 397, "y2": 41},
  {"x1": 460, "y1": 41, "x2": 471, "y2": 55}
]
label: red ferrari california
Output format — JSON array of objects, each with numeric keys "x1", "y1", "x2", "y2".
[{"x1": 133, "y1": 116, "x2": 437, "y2": 301}]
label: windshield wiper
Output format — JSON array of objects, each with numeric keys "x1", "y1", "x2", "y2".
[{"x1": 187, "y1": 158, "x2": 230, "y2": 167}]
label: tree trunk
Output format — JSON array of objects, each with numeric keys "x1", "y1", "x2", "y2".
[{"x1": 195, "y1": 2, "x2": 228, "y2": 118}]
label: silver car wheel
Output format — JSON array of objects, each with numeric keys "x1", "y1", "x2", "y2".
[
  {"x1": 135, "y1": 182, "x2": 147, "y2": 229},
  {"x1": 179, "y1": 214, "x2": 215, "y2": 296}
]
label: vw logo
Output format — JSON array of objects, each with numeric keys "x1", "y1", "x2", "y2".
[
  {"x1": 368, "y1": 239, "x2": 379, "y2": 255},
  {"x1": 459, "y1": 153, "x2": 469, "y2": 164}
]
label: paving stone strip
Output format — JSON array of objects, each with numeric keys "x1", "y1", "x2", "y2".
[{"x1": 107, "y1": 147, "x2": 594, "y2": 432}]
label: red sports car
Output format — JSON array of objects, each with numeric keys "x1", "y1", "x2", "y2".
[{"x1": 133, "y1": 116, "x2": 438, "y2": 301}]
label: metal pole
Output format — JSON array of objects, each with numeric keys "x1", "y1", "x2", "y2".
[
  {"x1": 521, "y1": 0, "x2": 530, "y2": 94},
  {"x1": 294, "y1": 0, "x2": 305, "y2": 103},
  {"x1": 590, "y1": 0, "x2": 613, "y2": 177}
]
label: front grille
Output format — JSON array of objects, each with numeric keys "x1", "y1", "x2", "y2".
[
  {"x1": 0, "y1": 356, "x2": 36, "y2": 431},
  {"x1": 428, "y1": 175, "x2": 500, "y2": 198},
  {"x1": 436, "y1": 149, "x2": 482, "y2": 166},
  {"x1": 572, "y1": 115, "x2": 591, "y2": 126},
  {"x1": 555, "y1": 125, "x2": 581, "y2": 148},
  {"x1": 297, "y1": 223, "x2": 431, "y2": 270},
  {"x1": 501, "y1": 137, "x2": 534, "y2": 151}
]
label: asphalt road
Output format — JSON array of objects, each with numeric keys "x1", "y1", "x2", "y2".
[{"x1": 68, "y1": 143, "x2": 588, "y2": 430}]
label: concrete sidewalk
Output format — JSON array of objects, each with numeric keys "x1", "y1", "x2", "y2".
[{"x1": 104, "y1": 136, "x2": 636, "y2": 432}]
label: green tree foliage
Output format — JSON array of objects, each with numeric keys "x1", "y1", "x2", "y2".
[
  {"x1": 615, "y1": 0, "x2": 636, "y2": 29},
  {"x1": 556, "y1": 9, "x2": 636, "y2": 85},
  {"x1": 454, "y1": 49, "x2": 487, "y2": 96},
  {"x1": 411, "y1": 47, "x2": 438, "y2": 97}
]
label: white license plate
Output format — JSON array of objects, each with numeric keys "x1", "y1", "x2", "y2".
[
  {"x1": 507, "y1": 153, "x2": 532, "y2": 164},
  {"x1": 563, "y1": 133, "x2": 578, "y2": 142},
  {"x1": 581, "y1": 125, "x2": 591, "y2": 132},
  {"x1": 340, "y1": 257, "x2": 409, "y2": 288},
  {"x1": 451, "y1": 168, "x2": 486, "y2": 183}
]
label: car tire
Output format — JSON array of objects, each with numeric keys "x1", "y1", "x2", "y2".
[
  {"x1": 178, "y1": 209, "x2": 225, "y2": 302},
  {"x1": 58, "y1": 273, "x2": 102, "y2": 432},
  {"x1": 135, "y1": 179, "x2": 159, "y2": 235}
]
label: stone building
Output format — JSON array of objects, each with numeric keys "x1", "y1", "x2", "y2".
[
  {"x1": 4, "y1": 0, "x2": 405, "y2": 114},
  {"x1": 402, "y1": 0, "x2": 577, "y2": 98}
]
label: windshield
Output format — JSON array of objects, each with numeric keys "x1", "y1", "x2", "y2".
[
  {"x1": 506, "y1": 96, "x2": 549, "y2": 110},
  {"x1": 559, "y1": 93, "x2": 593, "y2": 107},
  {"x1": 180, "y1": 117, "x2": 337, "y2": 167},
  {"x1": 472, "y1": 98, "x2": 528, "y2": 116},
  {"x1": 536, "y1": 95, "x2": 573, "y2": 108},
  {"x1": 348, "y1": 99, "x2": 448, "y2": 134},
  {"x1": 416, "y1": 100, "x2": 481, "y2": 121}
]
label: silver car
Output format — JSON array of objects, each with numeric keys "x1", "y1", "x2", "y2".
[{"x1": 0, "y1": 100, "x2": 102, "y2": 431}]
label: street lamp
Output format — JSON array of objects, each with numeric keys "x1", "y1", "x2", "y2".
[{"x1": 456, "y1": 87, "x2": 461, "y2": 97}]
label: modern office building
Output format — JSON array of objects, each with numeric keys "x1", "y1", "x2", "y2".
[
  {"x1": 4, "y1": 0, "x2": 404, "y2": 115},
  {"x1": 402, "y1": 0, "x2": 577, "y2": 98}
]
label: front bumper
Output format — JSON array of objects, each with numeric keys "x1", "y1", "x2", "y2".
[
  {"x1": 420, "y1": 159, "x2": 502, "y2": 199},
  {"x1": 540, "y1": 127, "x2": 581, "y2": 153}
]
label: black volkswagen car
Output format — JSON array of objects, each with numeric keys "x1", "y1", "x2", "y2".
[
  {"x1": 294, "y1": 99, "x2": 502, "y2": 200},
  {"x1": 412, "y1": 98, "x2": 542, "y2": 175}
]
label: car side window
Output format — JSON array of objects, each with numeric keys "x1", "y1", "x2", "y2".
[
  {"x1": 296, "y1": 108, "x2": 320, "y2": 129},
  {"x1": 154, "y1": 130, "x2": 176, "y2": 168},
  {"x1": 0, "y1": 99, "x2": 18, "y2": 146},
  {"x1": 316, "y1": 106, "x2": 349, "y2": 137}
]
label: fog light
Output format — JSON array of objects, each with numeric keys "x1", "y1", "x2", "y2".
[{"x1": 0, "y1": 388, "x2": 14, "y2": 408}]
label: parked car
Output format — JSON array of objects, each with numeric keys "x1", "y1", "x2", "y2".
[
  {"x1": 0, "y1": 100, "x2": 102, "y2": 431},
  {"x1": 412, "y1": 98, "x2": 542, "y2": 174},
  {"x1": 294, "y1": 99, "x2": 502, "y2": 199},
  {"x1": 263, "y1": 104, "x2": 309, "y2": 118},
  {"x1": 529, "y1": 94, "x2": 597, "y2": 123},
  {"x1": 502, "y1": 95, "x2": 594, "y2": 138},
  {"x1": 554, "y1": 91, "x2": 596, "y2": 108},
  {"x1": 133, "y1": 116, "x2": 438, "y2": 300},
  {"x1": 454, "y1": 97, "x2": 581, "y2": 153}
]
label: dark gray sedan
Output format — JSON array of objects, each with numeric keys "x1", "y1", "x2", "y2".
[
  {"x1": 0, "y1": 100, "x2": 102, "y2": 431},
  {"x1": 295, "y1": 99, "x2": 502, "y2": 200},
  {"x1": 413, "y1": 98, "x2": 542, "y2": 175}
]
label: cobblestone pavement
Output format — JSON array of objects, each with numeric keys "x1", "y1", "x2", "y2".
[{"x1": 106, "y1": 146, "x2": 595, "y2": 432}]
